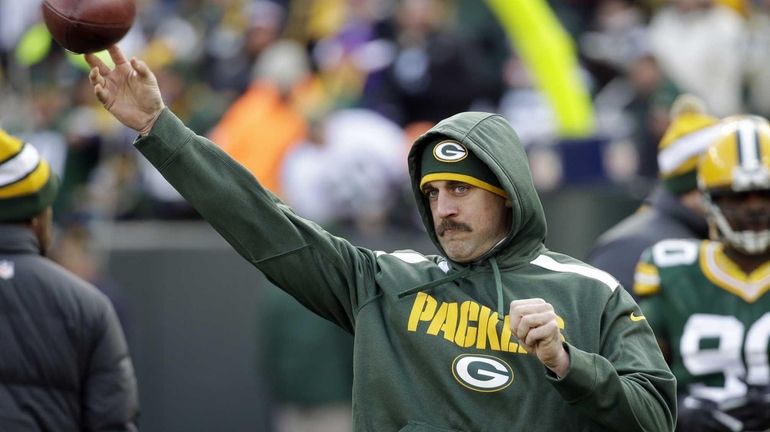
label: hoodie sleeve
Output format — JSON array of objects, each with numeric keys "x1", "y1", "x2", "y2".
[
  {"x1": 547, "y1": 287, "x2": 677, "y2": 432},
  {"x1": 134, "y1": 109, "x2": 377, "y2": 331}
]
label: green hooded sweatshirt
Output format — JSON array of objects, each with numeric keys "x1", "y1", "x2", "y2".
[{"x1": 136, "y1": 109, "x2": 676, "y2": 432}]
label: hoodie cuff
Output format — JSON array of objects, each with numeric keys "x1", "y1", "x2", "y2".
[
  {"x1": 134, "y1": 108, "x2": 196, "y2": 169},
  {"x1": 546, "y1": 343, "x2": 598, "y2": 403}
]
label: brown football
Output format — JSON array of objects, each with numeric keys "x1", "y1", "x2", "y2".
[{"x1": 41, "y1": 0, "x2": 136, "y2": 54}]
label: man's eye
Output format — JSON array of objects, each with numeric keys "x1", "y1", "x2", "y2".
[
  {"x1": 425, "y1": 190, "x2": 438, "y2": 199},
  {"x1": 455, "y1": 184, "x2": 470, "y2": 193}
]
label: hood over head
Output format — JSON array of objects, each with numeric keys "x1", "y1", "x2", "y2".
[{"x1": 408, "y1": 112, "x2": 547, "y2": 266}]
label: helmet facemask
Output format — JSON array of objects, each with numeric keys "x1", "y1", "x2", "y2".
[
  {"x1": 698, "y1": 117, "x2": 770, "y2": 255},
  {"x1": 703, "y1": 192, "x2": 770, "y2": 255}
]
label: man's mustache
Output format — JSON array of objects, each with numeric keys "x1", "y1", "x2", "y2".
[{"x1": 437, "y1": 220, "x2": 472, "y2": 236}]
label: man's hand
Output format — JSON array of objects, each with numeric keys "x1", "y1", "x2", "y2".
[
  {"x1": 509, "y1": 298, "x2": 569, "y2": 377},
  {"x1": 85, "y1": 45, "x2": 165, "y2": 136}
]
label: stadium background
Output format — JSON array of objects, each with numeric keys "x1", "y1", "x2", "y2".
[{"x1": 0, "y1": 0, "x2": 761, "y2": 430}]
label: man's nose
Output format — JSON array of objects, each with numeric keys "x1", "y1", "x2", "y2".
[{"x1": 436, "y1": 193, "x2": 458, "y2": 218}]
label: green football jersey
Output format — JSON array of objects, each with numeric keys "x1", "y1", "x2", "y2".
[{"x1": 635, "y1": 238, "x2": 770, "y2": 403}]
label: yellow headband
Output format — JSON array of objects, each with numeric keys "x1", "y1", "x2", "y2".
[{"x1": 420, "y1": 172, "x2": 507, "y2": 198}]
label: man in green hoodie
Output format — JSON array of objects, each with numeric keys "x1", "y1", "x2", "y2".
[{"x1": 85, "y1": 46, "x2": 676, "y2": 432}]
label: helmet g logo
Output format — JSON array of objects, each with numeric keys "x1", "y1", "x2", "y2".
[
  {"x1": 452, "y1": 354, "x2": 513, "y2": 392},
  {"x1": 433, "y1": 141, "x2": 468, "y2": 162}
]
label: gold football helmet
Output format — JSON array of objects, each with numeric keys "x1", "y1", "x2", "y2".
[{"x1": 697, "y1": 115, "x2": 770, "y2": 254}]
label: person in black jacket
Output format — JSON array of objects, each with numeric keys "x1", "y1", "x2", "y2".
[
  {"x1": 0, "y1": 128, "x2": 139, "y2": 431},
  {"x1": 587, "y1": 94, "x2": 722, "y2": 295}
]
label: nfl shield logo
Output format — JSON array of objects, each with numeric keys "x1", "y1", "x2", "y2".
[{"x1": 0, "y1": 260, "x2": 14, "y2": 280}]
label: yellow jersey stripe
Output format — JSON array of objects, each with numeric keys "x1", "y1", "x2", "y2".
[{"x1": 701, "y1": 241, "x2": 770, "y2": 303}]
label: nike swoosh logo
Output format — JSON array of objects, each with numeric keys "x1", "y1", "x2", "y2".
[{"x1": 629, "y1": 312, "x2": 646, "y2": 322}]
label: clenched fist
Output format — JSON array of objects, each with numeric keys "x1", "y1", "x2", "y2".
[{"x1": 509, "y1": 298, "x2": 570, "y2": 377}]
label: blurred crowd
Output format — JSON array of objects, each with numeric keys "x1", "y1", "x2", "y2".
[{"x1": 1, "y1": 0, "x2": 769, "y2": 231}]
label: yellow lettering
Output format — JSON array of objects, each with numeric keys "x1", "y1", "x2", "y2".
[
  {"x1": 427, "y1": 302, "x2": 459, "y2": 343},
  {"x1": 455, "y1": 301, "x2": 480, "y2": 348},
  {"x1": 476, "y1": 308, "x2": 501, "y2": 351},
  {"x1": 501, "y1": 315, "x2": 519, "y2": 353},
  {"x1": 441, "y1": 302, "x2": 458, "y2": 342},
  {"x1": 409, "y1": 296, "x2": 560, "y2": 354},
  {"x1": 427, "y1": 303, "x2": 447, "y2": 335},
  {"x1": 407, "y1": 292, "x2": 437, "y2": 332}
]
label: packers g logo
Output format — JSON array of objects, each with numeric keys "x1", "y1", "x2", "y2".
[
  {"x1": 452, "y1": 354, "x2": 513, "y2": 392},
  {"x1": 433, "y1": 141, "x2": 468, "y2": 162}
]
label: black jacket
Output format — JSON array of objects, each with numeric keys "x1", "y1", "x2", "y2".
[
  {"x1": 587, "y1": 185, "x2": 709, "y2": 293},
  {"x1": 0, "y1": 225, "x2": 139, "y2": 431}
]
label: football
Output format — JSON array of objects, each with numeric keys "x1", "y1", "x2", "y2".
[{"x1": 41, "y1": 0, "x2": 136, "y2": 54}]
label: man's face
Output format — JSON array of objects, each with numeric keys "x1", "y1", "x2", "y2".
[
  {"x1": 715, "y1": 190, "x2": 770, "y2": 234},
  {"x1": 422, "y1": 180, "x2": 510, "y2": 263}
]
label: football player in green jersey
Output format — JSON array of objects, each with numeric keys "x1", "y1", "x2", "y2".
[
  {"x1": 588, "y1": 94, "x2": 719, "y2": 297},
  {"x1": 634, "y1": 115, "x2": 770, "y2": 432}
]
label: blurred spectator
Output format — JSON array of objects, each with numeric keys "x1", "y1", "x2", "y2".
[
  {"x1": 282, "y1": 0, "x2": 348, "y2": 44},
  {"x1": 580, "y1": 0, "x2": 649, "y2": 86},
  {"x1": 581, "y1": 0, "x2": 679, "y2": 179},
  {"x1": 745, "y1": 0, "x2": 770, "y2": 118},
  {"x1": 309, "y1": 0, "x2": 398, "y2": 109},
  {"x1": 54, "y1": 76, "x2": 130, "y2": 218},
  {"x1": 206, "y1": 0, "x2": 287, "y2": 94},
  {"x1": 648, "y1": 0, "x2": 746, "y2": 116},
  {"x1": 0, "y1": 129, "x2": 138, "y2": 431},
  {"x1": 587, "y1": 94, "x2": 720, "y2": 293},
  {"x1": 452, "y1": 0, "x2": 509, "y2": 110},
  {"x1": 3, "y1": 0, "x2": 759, "y2": 226},
  {"x1": 0, "y1": 0, "x2": 42, "y2": 62},
  {"x1": 4, "y1": 0, "x2": 761, "y2": 232},
  {"x1": 497, "y1": 54, "x2": 559, "y2": 148},
  {"x1": 281, "y1": 108, "x2": 411, "y2": 234},
  {"x1": 209, "y1": 40, "x2": 315, "y2": 197},
  {"x1": 623, "y1": 54, "x2": 680, "y2": 178},
  {"x1": 361, "y1": 0, "x2": 494, "y2": 126}
]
